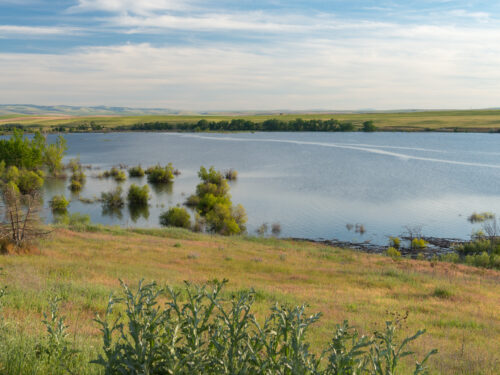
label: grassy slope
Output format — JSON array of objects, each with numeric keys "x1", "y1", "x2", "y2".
[
  {"x1": 3, "y1": 109, "x2": 500, "y2": 131},
  {"x1": 1, "y1": 227, "x2": 499, "y2": 374}
]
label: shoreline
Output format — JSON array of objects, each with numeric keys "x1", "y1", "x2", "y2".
[{"x1": 290, "y1": 235, "x2": 465, "y2": 258}]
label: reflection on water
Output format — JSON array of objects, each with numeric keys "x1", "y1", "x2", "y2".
[
  {"x1": 150, "y1": 181, "x2": 173, "y2": 196},
  {"x1": 102, "y1": 205, "x2": 123, "y2": 220},
  {"x1": 40, "y1": 132, "x2": 500, "y2": 244},
  {"x1": 128, "y1": 205, "x2": 150, "y2": 223}
]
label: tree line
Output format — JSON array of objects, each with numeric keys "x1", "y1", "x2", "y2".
[{"x1": 124, "y1": 118, "x2": 377, "y2": 132}]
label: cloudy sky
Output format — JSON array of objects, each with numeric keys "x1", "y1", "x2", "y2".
[{"x1": 1, "y1": 0, "x2": 500, "y2": 110}]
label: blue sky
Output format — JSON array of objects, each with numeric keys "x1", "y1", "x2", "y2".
[{"x1": 1, "y1": 0, "x2": 500, "y2": 110}]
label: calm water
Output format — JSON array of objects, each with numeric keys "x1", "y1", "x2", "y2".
[{"x1": 41, "y1": 132, "x2": 500, "y2": 244}]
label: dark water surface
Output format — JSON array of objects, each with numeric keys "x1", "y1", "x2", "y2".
[{"x1": 41, "y1": 132, "x2": 500, "y2": 244}]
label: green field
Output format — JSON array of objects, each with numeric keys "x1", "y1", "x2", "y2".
[
  {"x1": 0, "y1": 226, "x2": 499, "y2": 374},
  {"x1": 3, "y1": 109, "x2": 500, "y2": 132}
]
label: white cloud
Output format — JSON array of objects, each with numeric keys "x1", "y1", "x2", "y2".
[
  {"x1": 449, "y1": 9, "x2": 490, "y2": 22},
  {"x1": 114, "y1": 12, "x2": 310, "y2": 33},
  {"x1": 1, "y1": 21, "x2": 500, "y2": 110},
  {"x1": 0, "y1": 25, "x2": 79, "y2": 36},
  {"x1": 69, "y1": 0, "x2": 194, "y2": 15}
]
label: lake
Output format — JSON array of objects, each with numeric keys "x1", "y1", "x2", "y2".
[{"x1": 42, "y1": 132, "x2": 500, "y2": 244}]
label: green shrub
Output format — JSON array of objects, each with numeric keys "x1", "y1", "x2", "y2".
[
  {"x1": 389, "y1": 236, "x2": 400, "y2": 249},
  {"x1": 127, "y1": 184, "x2": 150, "y2": 206},
  {"x1": 92, "y1": 280, "x2": 437, "y2": 375},
  {"x1": 432, "y1": 287, "x2": 453, "y2": 299},
  {"x1": 455, "y1": 239, "x2": 492, "y2": 255},
  {"x1": 490, "y1": 254, "x2": 500, "y2": 269},
  {"x1": 439, "y1": 253, "x2": 460, "y2": 263},
  {"x1": 50, "y1": 195, "x2": 69, "y2": 213},
  {"x1": 385, "y1": 246, "x2": 401, "y2": 259},
  {"x1": 54, "y1": 212, "x2": 91, "y2": 231},
  {"x1": 464, "y1": 252, "x2": 499, "y2": 268},
  {"x1": 101, "y1": 186, "x2": 124, "y2": 208},
  {"x1": 469, "y1": 252, "x2": 491, "y2": 268},
  {"x1": 146, "y1": 163, "x2": 175, "y2": 183},
  {"x1": 160, "y1": 207, "x2": 191, "y2": 229},
  {"x1": 411, "y1": 238, "x2": 428, "y2": 250},
  {"x1": 128, "y1": 165, "x2": 145, "y2": 177}
]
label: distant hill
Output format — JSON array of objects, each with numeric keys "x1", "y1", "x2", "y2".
[
  {"x1": 0, "y1": 105, "x2": 182, "y2": 116},
  {"x1": 2, "y1": 104, "x2": 499, "y2": 117}
]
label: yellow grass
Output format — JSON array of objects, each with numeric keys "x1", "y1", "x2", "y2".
[{"x1": 1, "y1": 227, "x2": 499, "y2": 374}]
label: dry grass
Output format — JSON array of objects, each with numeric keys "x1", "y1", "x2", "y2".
[
  {"x1": 0, "y1": 227, "x2": 499, "y2": 374},
  {"x1": 4, "y1": 109, "x2": 500, "y2": 132}
]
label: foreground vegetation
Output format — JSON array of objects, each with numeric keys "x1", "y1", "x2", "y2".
[
  {"x1": 0, "y1": 227, "x2": 498, "y2": 374},
  {"x1": 4, "y1": 109, "x2": 500, "y2": 133}
]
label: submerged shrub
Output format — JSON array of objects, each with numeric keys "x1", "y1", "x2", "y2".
[
  {"x1": 69, "y1": 168, "x2": 86, "y2": 192},
  {"x1": 50, "y1": 195, "x2": 69, "y2": 213},
  {"x1": 114, "y1": 170, "x2": 126, "y2": 182},
  {"x1": 66, "y1": 158, "x2": 80, "y2": 173},
  {"x1": 101, "y1": 186, "x2": 124, "y2": 209},
  {"x1": 224, "y1": 168, "x2": 238, "y2": 181},
  {"x1": 92, "y1": 280, "x2": 437, "y2": 375},
  {"x1": 127, "y1": 184, "x2": 150, "y2": 206},
  {"x1": 271, "y1": 222, "x2": 282, "y2": 235},
  {"x1": 146, "y1": 163, "x2": 175, "y2": 184},
  {"x1": 187, "y1": 166, "x2": 247, "y2": 235},
  {"x1": 468, "y1": 212, "x2": 495, "y2": 223},
  {"x1": 256, "y1": 222, "x2": 268, "y2": 235},
  {"x1": 128, "y1": 165, "x2": 145, "y2": 177},
  {"x1": 159, "y1": 207, "x2": 191, "y2": 229},
  {"x1": 102, "y1": 167, "x2": 126, "y2": 182},
  {"x1": 69, "y1": 180, "x2": 82, "y2": 192}
]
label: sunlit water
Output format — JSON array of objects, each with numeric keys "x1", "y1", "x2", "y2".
[{"x1": 40, "y1": 132, "x2": 500, "y2": 244}]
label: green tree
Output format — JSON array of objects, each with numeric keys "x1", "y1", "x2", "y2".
[
  {"x1": 44, "y1": 135, "x2": 67, "y2": 176},
  {"x1": 362, "y1": 121, "x2": 377, "y2": 132}
]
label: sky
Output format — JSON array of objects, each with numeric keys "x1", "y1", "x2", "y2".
[{"x1": 1, "y1": 0, "x2": 500, "y2": 111}]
